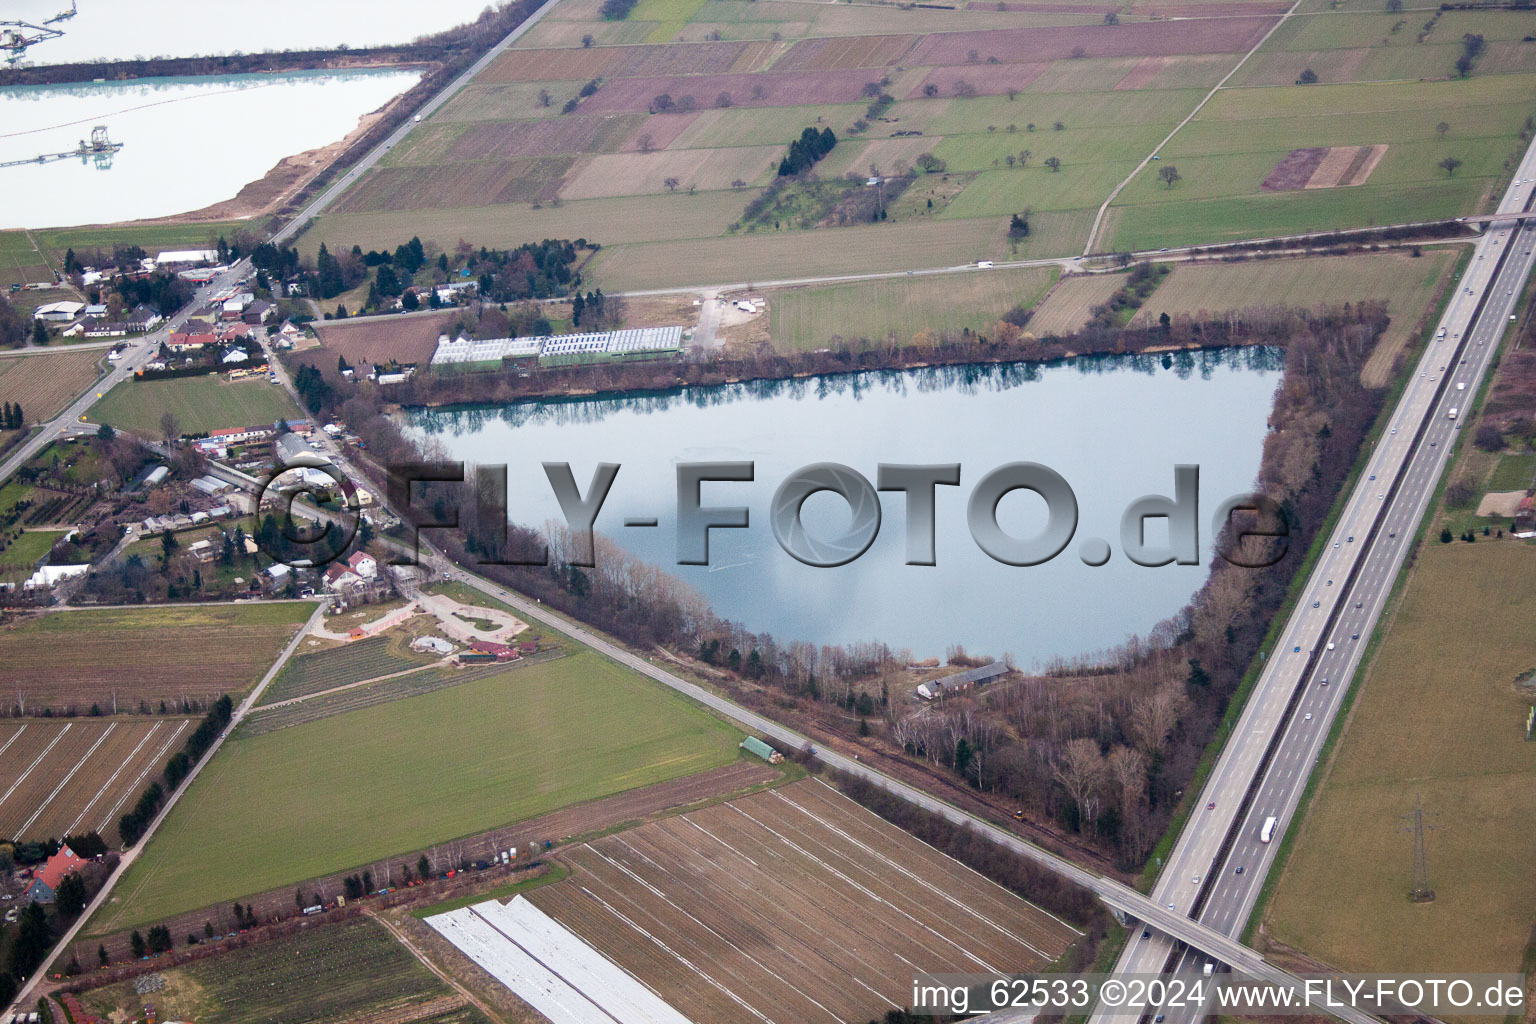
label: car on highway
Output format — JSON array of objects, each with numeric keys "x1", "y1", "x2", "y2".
[
  {"x1": 1207, "y1": 801, "x2": 1215, "y2": 810},
  {"x1": 1294, "y1": 645, "x2": 1302, "y2": 653},
  {"x1": 1352, "y1": 633, "x2": 1360, "y2": 640},
  {"x1": 1193, "y1": 874, "x2": 1201, "y2": 884},
  {"x1": 1320, "y1": 677, "x2": 1328, "y2": 686},
  {"x1": 1143, "y1": 929, "x2": 1151, "y2": 939},
  {"x1": 1304, "y1": 713, "x2": 1313, "y2": 722},
  {"x1": 1234, "y1": 865, "x2": 1245, "y2": 875}
]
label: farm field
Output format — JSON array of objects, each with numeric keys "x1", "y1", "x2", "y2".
[
  {"x1": 90, "y1": 374, "x2": 301, "y2": 437},
  {"x1": 73, "y1": 759, "x2": 779, "y2": 970},
  {"x1": 1026, "y1": 271, "x2": 1127, "y2": 335},
  {"x1": 0, "y1": 718, "x2": 194, "y2": 843},
  {"x1": 1265, "y1": 542, "x2": 1536, "y2": 976},
  {"x1": 0, "y1": 349, "x2": 104, "y2": 422},
  {"x1": 311, "y1": 311, "x2": 458, "y2": 366},
  {"x1": 1126, "y1": 249, "x2": 1456, "y2": 384},
  {"x1": 589, "y1": 210, "x2": 1091, "y2": 291},
  {"x1": 1106, "y1": 76, "x2": 1536, "y2": 250},
  {"x1": 0, "y1": 602, "x2": 316, "y2": 710},
  {"x1": 90, "y1": 649, "x2": 743, "y2": 933},
  {"x1": 767, "y1": 265, "x2": 1056, "y2": 350},
  {"x1": 78, "y1": 915, "x2": 489, "y2": 1024},
  {"x1": 260, "y1": 633, "x2": 441, "y2": 705},
  {"x1": 435, "y1": 779, "x2": 1080, "y2": 1023},
  {"x1": 240, "y1": 657, "x2": 549, "y2": 736},
  {"x1": 289, "y1": 0, "x2": 1533, "y2": 288}
]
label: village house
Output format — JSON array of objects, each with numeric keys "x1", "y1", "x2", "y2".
[
  {"x1": 23, "y1": 844, "x2": 85, "y2": 903},
  {"x1": 168, "y1": 330, "x2": 216, "y2": 352}
]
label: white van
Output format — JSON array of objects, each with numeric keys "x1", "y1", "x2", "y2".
[{"x1": 1456, "y1": 382, "x2": 1466, "y2": 391}]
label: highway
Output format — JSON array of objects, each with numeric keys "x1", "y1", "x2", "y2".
[
  {"x1": 408, "y1": 540, "x2": 1386, "y2": 1024},
  {"x1": 1090, "y1": 135, "x2": 1536, "y2": 1021}
]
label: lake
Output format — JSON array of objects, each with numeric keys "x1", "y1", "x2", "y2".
[
  {"x1": 410, "y1": 350, "x2": 1285, "y2": 663},
  {"x1": 5, "y1": 0, "x2": 498, "y2": 65},
  {"x1": 0, "y1": 69, "x2": 421, "y2": 229}
]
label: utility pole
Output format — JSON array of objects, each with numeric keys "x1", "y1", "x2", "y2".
[{"x1": 1401, "y1": 795, "x2": 1439, "y2": 903}]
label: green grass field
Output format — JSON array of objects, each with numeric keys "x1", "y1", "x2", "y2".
[
  {"x1": 1107, "y1": 76, "x2": 1535, "y2": 249},
  {"x1": 91, "y1": 374, "x2": 301, "y2": 436},
  {"x1": 0, "y1": 528, "x2": 64, "y2": 584},
  {"x1": 1488, "y1": 452, "x2": 1536, "y2": 492},
  {"x1": 1125, "y1": 249, "x2": 1455, "y2": 384},
  {"x1": 1265, "y1": 542, "x2": 1536, "y2": 975},
  {"x1": 91, "y1": 649, "x2": 742, "y2": 933},
  {"x1": 768, "y1": 265, "x2": 1057, "y2": 350},
  {"x1": 80, "y1": 916, "x2": 483, "y2": 1024}
]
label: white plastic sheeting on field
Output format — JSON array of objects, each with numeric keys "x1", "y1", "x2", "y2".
[{"x1": 427, "y1": 895, "x2": 695, "y2": 1024}]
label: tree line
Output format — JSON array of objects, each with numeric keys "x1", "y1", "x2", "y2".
[
  {"x1": 118, "y1": 695, "x2": 235, "y2": 845},
  {"x1": 1, "y1": 401, "x2": 24, "y2": 430}
]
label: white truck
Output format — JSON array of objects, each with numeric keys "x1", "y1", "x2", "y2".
[{"x1": 1448, "y1": 407, "x2": 1458, "y2": 420}]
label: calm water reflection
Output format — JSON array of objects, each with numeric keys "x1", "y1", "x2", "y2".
[
  {"x1": 410, "y1": 350, "x2": 1283, "y2": 662},
  {"x1": 0, "y1": 70, "x2": 421, "y2": 228}
]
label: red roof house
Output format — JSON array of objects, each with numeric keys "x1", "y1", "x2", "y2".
[{"x1": 25, "y1": 844, "x2": 85, "y2": 903}]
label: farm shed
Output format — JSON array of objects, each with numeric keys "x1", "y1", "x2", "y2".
[
  {"x1": 740, "y1": 736, "x2": 784, "y2": 763},
  {"x1": 916, "y1": 661, "x2": 1009, "y2": 701}
]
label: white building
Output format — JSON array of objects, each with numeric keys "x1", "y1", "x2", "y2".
[
  {"x1": 155, "y1": 249, "x2": 218, "y2": 266},
  {"x1": 32, "y1": 300, "x2": 85, "y2": 322},
  {"x1": 24, "y1": 564, "x2": 89, "y2": 589}
]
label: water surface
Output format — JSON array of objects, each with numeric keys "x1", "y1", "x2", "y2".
[
  {"x1": 411, "y1": 350, "x2": 1283, "y2": 662},
  {"x1": 0, "y1": 70, "x2": 421, "y2": 228},
  {"x1": 6, "y1": 0, "x2": 497, "y2": 65}
]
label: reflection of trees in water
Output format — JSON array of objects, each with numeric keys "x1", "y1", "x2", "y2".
[
  {"x1": 2, "y1": 68, "x2": 410, "y2": 110},
  {"x1": 410, "y1": 347, "x2": 1283, "y2": 437}
]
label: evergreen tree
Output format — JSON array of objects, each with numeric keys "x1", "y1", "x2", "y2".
[{"x1": 315, "y1": 243, "x2": 346, "y2": 299}]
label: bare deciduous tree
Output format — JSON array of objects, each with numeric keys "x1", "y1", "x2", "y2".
[{"x1": 1053, "y1": 738, "x2": 1107, "y2": 832}]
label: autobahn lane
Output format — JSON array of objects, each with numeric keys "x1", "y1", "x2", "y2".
[
  {"x1": 1155, "y1": 207, "x2": 1536, "y2": 1020},
  {"x1": 1093, "y1": 135, "x2": 1536, "y2": 1020}
]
